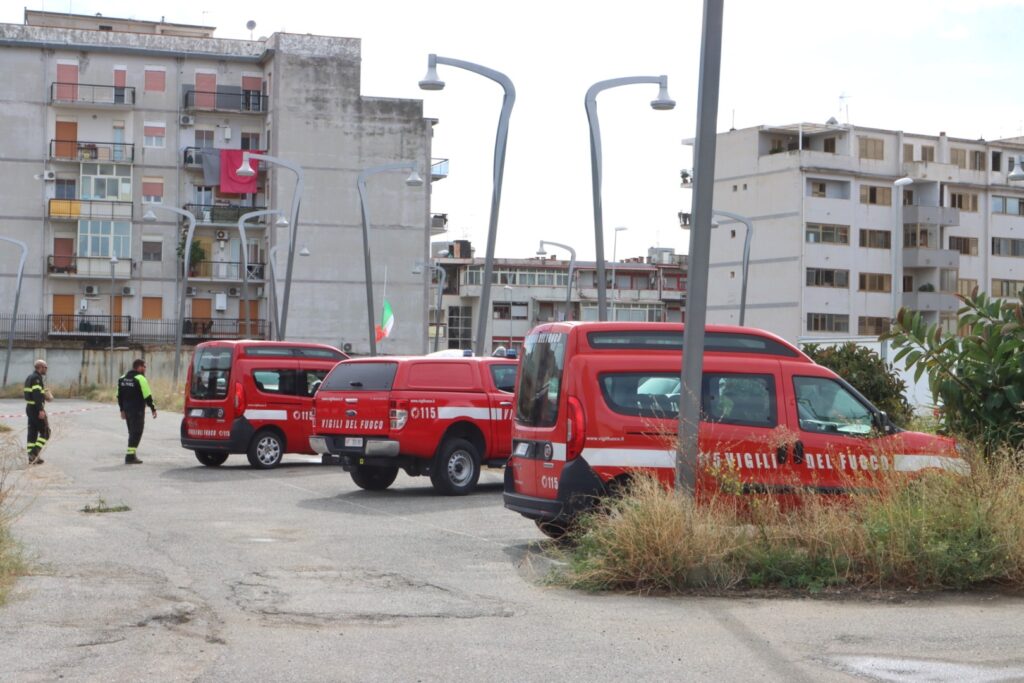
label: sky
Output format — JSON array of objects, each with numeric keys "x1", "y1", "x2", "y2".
[{"x1": 8, "y1": 0, "x2": 1024, "y2": 261}]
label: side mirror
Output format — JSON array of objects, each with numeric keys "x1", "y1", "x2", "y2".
[{"x1": 874, "y1": 410, "x2": 894, "y2": 434}]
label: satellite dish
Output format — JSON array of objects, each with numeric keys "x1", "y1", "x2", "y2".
[{"x1": 246, "y1": 20, "x2": 257, "y2": 30}]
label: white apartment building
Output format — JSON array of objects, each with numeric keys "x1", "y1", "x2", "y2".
[
  {"x1": 0, "y1": 10, "x2": 441, "y2": 359},
  {"x1": 431, "y1": 240, "x2": 687, "y2": 354},
  {"x1": 703, "y1": 122, "x2": 1024, "y2": 343}
]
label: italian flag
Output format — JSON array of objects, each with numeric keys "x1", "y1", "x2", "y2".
[{"x1": 375, "y1": 299, "x2": 394, "y2": 341}]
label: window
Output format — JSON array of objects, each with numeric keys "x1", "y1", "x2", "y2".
[
  {"x1": 55, "y1": 178, "x2": 76, "y2": 200},
  {"x1": 77, "y1": 220, "x2": 131, "y2": 258},
  {"x1": 806, "y1": 313, "x2": 849, "y2": 333},
  {"x1": 701, "y1": 373, "x2": 777, "y2": 428},
  {"x1": 949, "y1": 236, "x2": 978, "y2": 256},
  {"x1": 194, "y1": 129, "x2": 214, "y2": 148},
  {"x1": 144, "y1": 122, "x2": 166, "y2": 148},
  {"x1": 958, "y1": 278, "x2": 978, "y2": 297},
  {"x1": 189, "y1": 346, "x2": 231, "y2": 400},
  {"x1": 793, "y1": 376, "x2": 873, "y2": 435},
  {"x1": 490, "y1": 365, "x2": 516, "y2": 393},
  {"x1": 950, "y1": 148, "x2": 967, "y2": 168},
  {"x1": 811, "y1": 181, "x2": 826, "y2": 198},
  {"x1": 903, "y1": 143, "x2": 914, "y2": 162},
  {"x1": 992, "y1": 279, "x2": 1024, "y2": 298},
  {"x1": 859, "y1": 229, "x2": 891, "y2": 249},
  {"x1": 299, "y1": 369, "x2": 329, "y2": 397},
  {"x1": 858, "y1": 137, "x2": 884, "y2": 160},
  {"x1": 142, "y1": 176, "x2": 163, "y2": 203},
  {"x1": 903, "y1": 226, "x2": 932, "y2": 248},
  {"x1": 858, "y1": 316, "x2": 890, "y2": 336},
  {"x1": 991, "y1": 196, "x2": 1024, "y2": 216},
  {"x1": 81, "y1": 163, "x2": 131, "y2": 201},
  {"x1": 242, "y1": 75, "x2": 263, "y2": 112},
  {"x1": 859, "y1": 185, "x2": 892, "y2": 206},
  {"x1": 240, "y1": 132, "x2": 260, "y2": 151},
  {"x1": 251, "y1": 369, "x2": 294, "y2": 395},
  {"x1": 969, "y1": 150, "x2": 986, "y2": 171},
  {"x1": 949, "y1": 191, "x2": 978, "y2": 212},
  {"x1": 806, "y1": 268, "x2": 849, "y2": 288},
  {"x1": 597, "y1": 373, "x2": 681, "y2": 420},
  {"x1": 993, "y1": 150, "x2": 1003, "y2": 172},
  {"x1": 992, "y1": 237, "x2": 1024, "y2": 258},
  {"x1": 805, "y1": 223, "x2": 850, "y2": 245},
  {"x1": 823, "y1": 137, "x2": 836, "y2": 154},
  {"x1": 515, "y1": 331, "x2": 567, "y2": 427},
  {"x1": 142, "y1": 239, "x2": 162, "y2": 262},
  {"x1": 921, "y1": 145, "x2": 935, "y2": 162},
  {"x1": 858, "y1": 272, "x2": 892, "y2": 292},
  {"x1": 447, "y1": 305, "x2": 473, "y2": 350},
  {"x1": 144, "y1": 67, "x2": 166, "y2": 93},
  {"x1": 940, "y1": 269, "x2": 958, "y2": 293}
]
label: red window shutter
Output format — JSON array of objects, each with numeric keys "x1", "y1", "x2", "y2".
[
  {"x1": 114, "y1": 69, "x2": 126, "y2": 87},
  {"x1": 144, "y1": 69, "x2": 165, "y2": 92},
  {"x1": 56, "y1": 63, "x2": 78, "y2": 100},
  {"x1": 144, "y1": 125, "x2": 165, "y2": 137},
  {"x1": 242, "y1": 76, "x2": 262, "y2": 91},
  {"x1": 142, "y1": 180, "x2": 163, "y2": 197}
]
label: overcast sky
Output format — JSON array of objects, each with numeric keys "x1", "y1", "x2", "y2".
[{"x1": 8, "y1": 1, "x2": 1024, "y2": 260}]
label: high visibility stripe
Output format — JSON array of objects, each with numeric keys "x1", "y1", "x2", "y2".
[
  {"x1": 893, "y1": 454, "x2": 969, "y2": 474},
  {"x1": 582, "y1": 447, "x2": 676, "y2": 469},
  {"x1": 244, "y1": 409, "x2": 288, "y2": 420},
  {"x1": 127, "y1": 448, "x2": 137, "y2": 454},
  {"x1": 437, "y1": 406, "x2": 491, "y2": 420},
  {"x1": 137, "y1": 374, "x2": 153, "y2": 400}
]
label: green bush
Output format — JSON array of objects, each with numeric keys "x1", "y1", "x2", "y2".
[
  {"x1": 881, "y1": 291, "x2": 1024, "y2": 451},
  {"x1": 803, "y1": 342, "x2": 912, "y2": 426}
]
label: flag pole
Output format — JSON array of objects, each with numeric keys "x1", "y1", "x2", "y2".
[{"x1": 379, "y1": 266, "x2": 388, "y2": 354}]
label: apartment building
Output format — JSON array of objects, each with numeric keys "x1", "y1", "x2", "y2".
[
  {"x1": 0, "y1": 10, "x2": 439, "y2": 356},
  {"x1": 429, "y1": 240, "x2": 687, "y2": 354},
  {"x1": 702, "y1": 122, "x2": 1024, "y2": 343}
]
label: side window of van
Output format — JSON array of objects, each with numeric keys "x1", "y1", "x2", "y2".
[
  {"x1": 793, "y1": 376, "x2": 873, "y2": 435},
  {"x1": 252, "y1": 369, "x2": 295, "y2": 395},
  {"x1": 600, "y1": 373, "x2": 680, "y2": 418},
  {"x1": 701, "y1": 373, "x2": 777, "y2": 428},
  {"x1": 490, "y1": 365, "x2": 517, "y2": 393},
  {"x1": 300, "y1": 369, "x2": 329, "y2": 396}
]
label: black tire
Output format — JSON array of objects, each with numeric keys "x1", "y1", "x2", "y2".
[
  {"x1": 350, "y1": 465, "x2": 399, "y2": 491},
  {"x1": 430, "y1": 438, "x2": 481, "y2": 496},
  {"x1": 195, "y1": 451, "x2": 229, "y2": 467},
  {"x1": 247, "y1": 430, "x2": 284, "y2": 469},
  {"x1": 535, "y1": 519, "x2": 570, "y2": 540}
]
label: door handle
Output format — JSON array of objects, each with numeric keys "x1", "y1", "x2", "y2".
[
  {"x1": 499, "y1": 402, "x2": 512, "y2": 407},
  {"x1": 776, "y1": 444, "x2": 787, "y2": 465},
  {"x1": 793, "y1": 440, "x2": 804, "y2": 465}
]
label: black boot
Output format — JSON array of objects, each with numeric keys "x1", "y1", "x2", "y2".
[{"x1": 125, "y1": 454, "x2": 143, "y2": 465}]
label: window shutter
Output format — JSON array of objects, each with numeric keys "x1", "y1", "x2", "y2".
[{"x1": 144, "y1": 69, "x2": 165, "y2": 92}]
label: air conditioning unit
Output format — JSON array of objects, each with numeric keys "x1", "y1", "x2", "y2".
[
  {"x1": 180, "y1": 114, "x2": 195, "y2": 126},
  {"x1": 43, "y1": 170, "x2": 57, "y2": 181},
  {"x1": 84, "y1": 285, "x2": 99, "y2": 296},
  {"x1": 255, "y1": 287, "x2": 264, "y2": 297},
  {"x1": 185, "y1": 286, "x2": 199, "y2": 297},
  {"x1": 121, "y1": 286, "x2": 135, "y2": 296},
  {"x1": 227, "y1": 286, "x2": 240, "y2": 297},
  {"x1": 215, "y1": 229, "x2": 228, "y2": 241}
]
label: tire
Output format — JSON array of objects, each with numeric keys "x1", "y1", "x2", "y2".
[
  {"x1": 534, "y1": 518, "x2": 570, "y2": 540},
  {"x1": 247, "y1": 430, "x2": 285, "y2": 469},
  {"x1": 430, "y1": 438, "x2": 481, "y2": 496},
  {"x1": 195, "y1": 451, "x2": 229, "y2": 467},
  {"x1": 350, "y1": 465, "x2": 399, "y2": 491}
]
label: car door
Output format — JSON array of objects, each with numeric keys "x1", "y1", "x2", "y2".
[
  {"x1": 486, "y1": 361, "x2": 516, "y2": 462},
  {"x1": 250, "y1": 361, "x2": 305, "y2": 452}
]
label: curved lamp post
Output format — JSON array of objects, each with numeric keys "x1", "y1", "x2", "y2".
[
  {"x1": 236, "y1": 152, "x2": 303, "y2": 340},
  {"x1": 357, "y1": 162, "x2": 424, "y2": 356},
  {"x1": 413, "y1": 260, "x2": 447, "y2": 353},
  {"x1": 238, "y1": 210, "x2": 287, "y2": 339},
  {"x1": 586, "y1": 75, "x2": 675, "y2": 321},
  {"x1": 0, "y1": 236, "x2": 28, "y2": 386},
  {"x1": 420, "y1": 54, "x2": 516, "y2": 356},
  {"x1": 711, "y1": 209, "x2": 754, "y2": 326},
  {"x1": 893, "y1": 176, "x2": 914, "y2": 324},
  {"x1": 109, "y1": 255, "x2": 118, "y2": 356},
  {"x1": 536, "y1": 240, "x2": 576, "y2": 320},
  {"x1": 143, "y1": 205, "x2": 197, "y2": 388}
]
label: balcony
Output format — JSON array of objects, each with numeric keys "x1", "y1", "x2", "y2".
[
  {"x1": 50, "y1": 83, "x2": 135, "y2": 107},
  {"x1": 48, "y1": 198, "x2": 132, "y2": 221},
  {"x1": 183, "y1": 317, "x2": 268, "y2": 340},
  {"x1": 903, "y1": 204, "x2": 959, "y2": 227},
  {"x1": 183, "y1": 204, "x2": 268, "y2": 225},
  {"x1": 903, "y1": 247, "x2": 960, "y2": 270},
  {"x1": 47, "y1": 314, "x2": 131, "y2": 337},
  {"x1": 183, "y1": 89, "x2": 265, "y2": 113},
  {"x1": 50, "y1": 139, "x2": 134, "y2": 163},
  {"x1": 902, "y1": 290, "x2": 959, "y2": 313},
  {"x1": 431, "y1": 213, "x2": 448, "y2": 236},
  {"x1": 48, "y1": 255, "x2": 132, "y2": 278},
  {"x1": 431, "y1": 158, "x2": 449, "y2": 181},
  {"x1": 187, "y1": 260, "x2": 267, "y2": 281},
  {"x1": 184, "y1": 147, "x2": 266, "y2": 171},
  {"x1": 902, "y1": 161, "x2": 962, "y2": 183},
  {"x1": 0, "y1": 315, "x2": 270, "y2": 343}
]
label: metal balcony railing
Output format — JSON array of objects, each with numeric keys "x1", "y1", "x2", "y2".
[
  {"x1": 183, "y1": 147, "x2": 266, "y2": 170},
  {"x1": 50, "y1": 82, "x2": 135, "y2": 106},
  {"x1": 431, "y1": 158, "x2": 450, "y2": 181},
  {"x1": 48, "y1": 198, "x2": 133, "y2": 221},
  {"x1": 0, "y1": 315, "x2": 270, "y2": 343},
  {"x1": 183, "y1": 317, "x2": 268, "y2": 339},
  {"x1": 47, "y1": 314, "x2": 131, "y2": 336},
  {"x1": 183, "y1": 89, "x2": 265, "y2": 113},
  {"x1": 183, "y1": 204, "x2": 268, "y2": 224},
  {"x1": 50, "y1": 139, "x2": 135, "y2": 162},
  {"x1": 47, "y1": 255, "x2": 133, "y2": 278},
  {"x1": 187, "y1": 260, "x2": 267, "y2": 281}
]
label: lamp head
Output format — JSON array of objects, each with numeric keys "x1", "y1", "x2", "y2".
[
  {"x1": 418, "y1": 60, "x2": 445, "y2": 91},
  {"x1": 235, "y1": 153, "x2": 256, "y2": 177},
  {"x1": 412, "y1": 262, "x2": 424, "y2": 275},
  {"x1": 894, "y1": 176, "x2": 914, "y2": 187},
  {"x1": 536, "y1": 241, "x2": 548, "y2": 257},
  {"x1": 615, "y1": 226, "x2": 628, "y2": 233},
  {"x1": 299, "y1": 245, "x2": 311, "y2": 257},
  {"x1": 1009, "y1": 157, "x2": 1024, "y2": 182},
  {"x1": 650, "y1": 82, "x2": 676, "y2": 111},
  {"x1": 274, "y1": 215, "x2": 289, "y2": 228},
  {"x1": 405, "y1": 169, "x2": 425, "y2": 187},
  {"x1": 143, "y1": 209, "x2": 157, "y2": 222},
  {"x1": 110, "y1": 255, "x2": 118, "y2": 264},
  {"x1": 438, "y1": 249, "x2": 449, "y2": 257}
]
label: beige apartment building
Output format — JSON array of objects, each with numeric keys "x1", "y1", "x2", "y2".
[{"x1": 0, "y1": 10, "x2": 441, "y2": 357}]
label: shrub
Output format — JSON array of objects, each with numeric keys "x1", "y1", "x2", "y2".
[{"x1": 803, "y1": 342, "x2": 912, "y2": 426}]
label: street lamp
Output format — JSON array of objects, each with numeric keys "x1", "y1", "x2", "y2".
[
  {"x1": 586, "y1": 74, "x2": 675, "y2": 321},
  {"x1": 143, "y1": 204, "x2": 197, "y2": 388},
  {"x1": 893, "y1": 177, "x2": 914, "y2": 325},
  {"x1": 413, "y1": 260, "x2": 447, "y2": 353},
  {"x1": 109, "y1": 254, "x2": 118, "y2": 355},
  {"x1": 1009, "y1": 155, "x2": 1024, "y2": 182},
  {"x1": 536, "y1": 240, "x2": 576, "y2": 320},
  {"x1": 420, "y1": 53, "x2": 516, "y2": 357},
  {"x1": 711, "y1": 210, "x2": 754, "y2": 326},
  {"x1": 0, "y1": 236, "x2": 28, "y2": 386},
  {"x1": 236, "y1": 152, "x2": 303, "y2": 340},
  {"x1": 357, "y1": 162, "x2": 424, "y2": 356},
  {"x1": 611, "y1": 226, "x2": 628, "y2": 315}
]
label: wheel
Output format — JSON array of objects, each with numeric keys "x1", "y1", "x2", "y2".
[
  {"x1": 350, "y1": 465, "x2": 399, "y2": 491},
  {"x1": 430, "y1": 438, "x2": 481, "y2": 496},
  {"x1": 247, "y1": 430, "x2": 284, "y2": 469},
  {"x1": 195, "y1": 451, "x2": 229, "y2": 467},
  {"x1": 535, "y1": 519, "x2": 570, "y2": 540}
]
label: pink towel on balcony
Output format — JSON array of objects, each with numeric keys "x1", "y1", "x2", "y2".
[{"x1": 220, "y1": 149, "x2": 259, "y2": 194}]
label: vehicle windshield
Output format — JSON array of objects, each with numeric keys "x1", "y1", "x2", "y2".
[
  {"x1": 515, "y1": 332, "x2": 567, "y2": 427},
  {"x1": 190, "y1": 346, "x2": 232, "y2": 400},
  {"x1": 793, "y1": 376, "x2": 874, "y2": 435}
]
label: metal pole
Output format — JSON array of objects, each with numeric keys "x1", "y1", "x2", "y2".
[
  {"x1": 0, "y1": 237, "x2": 28, "y2": 386},
  {"x1": 424, "y1": 55, "x2": 515, "y2": 357},
  {"x1": 238, "y1": 210, "x2": 281, "y2": 339},
  {"x1": 267, "y1": 244, "x2": 282, "y2": 337},
  {"x1": 586, "y1": 75, "x2": 674, "y2": 321},
  {"x1": 677, "y1": 0, "x2": 725, "y2": 494},
  {"x1": 432, "y1": 264, "x2": 446, "y2": 353},
  {"x1": 109, "y1": 255, "x2": 117, "y2": 355},
  {"x1": 539, "y1": 240, "x2": 576, "y2": 320},
  {"x1": 712, "y1": 210, "x2": 753, "y2": 326},
  {"x1": 146, "y1": 205, "x2": 197, "y2": 388}
]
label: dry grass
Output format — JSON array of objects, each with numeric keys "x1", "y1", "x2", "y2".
[
  {"x1": 557, "y1": 448, "x2": 1024, "y2": 594},
  {"x1": 1, "y1": 377, "x2": 184, "y2": 414},
  {"x1": 0, "y1": 433, "x2": 28, "y2": 604}
]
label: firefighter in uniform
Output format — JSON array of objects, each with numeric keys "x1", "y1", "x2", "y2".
[
  {"x1": 117, "y1": 358, "x2": 157, "y2": 464},
  {"x1": 24, "y1": 358, "x2": 50, "y2": 465}
]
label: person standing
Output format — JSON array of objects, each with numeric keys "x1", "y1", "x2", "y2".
[
  {"x1": 117, "y1": 358, "x2": 157, "y2": 465},
  {"x1": 24, "y1": 358, "x2": 50, "y2": 465}
]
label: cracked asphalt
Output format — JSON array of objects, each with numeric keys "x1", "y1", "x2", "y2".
[{"x1": 2, "y1": 398, "x2": 1024, "y2": 682}]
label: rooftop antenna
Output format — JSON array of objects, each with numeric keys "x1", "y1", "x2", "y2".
[
  {"x1": 246, "y1": 20, "x2": 256, "y2": 40},
  {"x1": 839, "y1": 92, "x2": 852, "y2": 125}
]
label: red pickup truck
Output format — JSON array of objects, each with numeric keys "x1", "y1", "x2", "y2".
[{"x1": 309, "y1": 356, "x2": 518, "y2": 495}]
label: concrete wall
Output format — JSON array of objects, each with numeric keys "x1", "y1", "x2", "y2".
[{"x1": 5, "y1": 345, "x2": 186, "y2": 390}]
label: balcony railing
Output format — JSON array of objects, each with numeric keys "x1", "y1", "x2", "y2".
[
  {"x1": 183, "y1": 317, "x2": 267, "y2": 339},
  {"x1": 187, "y1": 260, "x2": 267, "y2": 281},
  {"x1": 183, "y1": 147, "x2": 266, "y2": 171},
  {"x1": 48, "y1": 314, "x2": 132, "y2": 336},
  {"x1": 50, "y1": 139, "x2": 135, "y2": 163},
  {"x1": 48, "y1": 198, "x2": 133, "y2": 221},
  {"x1": 183, "y1": 203, "x2": 268, "y2": 224},
  {"x1": 431, "y1": 158, "x2": 450, "y2": 181},
  {"x1": 47, "y1": 255, "x2": 133, "y2": 278},
  {"x1": 183, "y1": 89, "x2": 265, "y2": 113},
  {"x1": 0, "y1": 314, "x2": 269, "y2": 344},
  {"x1": 50, "y1": 82, "x2": 136, "y2": 106}
]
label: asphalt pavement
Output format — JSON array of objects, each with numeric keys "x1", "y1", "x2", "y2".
[{"x1": 1, "y1": 398, "x2": 1023, "y2": 682}]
